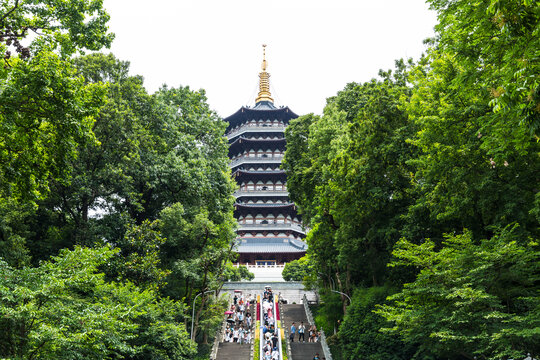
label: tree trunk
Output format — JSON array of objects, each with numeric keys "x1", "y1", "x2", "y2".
[
  {"x1": 192, "y1": 293, "x2": 207, "y2": 341},
  {"x1": 335, "y1": 271, "x2": 348, "y2": 315}
]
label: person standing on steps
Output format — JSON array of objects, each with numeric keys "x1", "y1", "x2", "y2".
[
  {"x1": 298, "y1": 321, "x2": 305, "y2": 342},
  {"x1": 290, "y1": 322, "x2": 296, "y2": 342}
]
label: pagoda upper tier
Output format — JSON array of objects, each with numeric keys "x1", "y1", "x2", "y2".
[{"x1": 225, "y1": 102, "x2": 298, "y2": 133}]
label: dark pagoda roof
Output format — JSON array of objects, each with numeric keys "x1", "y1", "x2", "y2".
[
  {"x1": 235, "y1": 194, "x2": 289, "y2": 202},
  {"x1": 234, "y1": 202, "x2": 297, "y2": 217},
  {"x1": 232, "y1": 169, "x2": 287, "y2": 182},
  {"x1": 224, "y1": 104, "x2": 298, "y2": 131},
  {"x1": 235, "y1": 237, "x2": 307, "y2": 254}
]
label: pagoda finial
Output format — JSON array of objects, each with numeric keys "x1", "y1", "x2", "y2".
[{"x1": 256, "y1": 44, "x2": 273, "y2": 104}]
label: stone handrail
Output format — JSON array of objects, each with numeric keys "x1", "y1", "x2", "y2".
[
  {"x1": 234, "y1": 190, "x2": 289, "y2": 199},
  {"x1": 238, "y1": 222, "x2": 305, "y2": 234},
  {"x1": 234, "y1": 263, "x2": 286, "y2": 269},
  {"x1": 230, "y1": 155, "x2": 284, "y2": 167},
  {"x1": 303, "y1": 294, "x2": 333, "y2": 360}
]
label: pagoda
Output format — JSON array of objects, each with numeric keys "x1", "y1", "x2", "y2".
[{"x1": 225, "y1": 45, "x2": 307, "y2": 265}]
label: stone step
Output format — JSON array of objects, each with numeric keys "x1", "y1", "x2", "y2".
[
  {"x1": 290, "y1": 342, "x2": 324, "y2": 360},
  {"x1": 215, "y1": 342, "x2": 251, "y2": 360}
]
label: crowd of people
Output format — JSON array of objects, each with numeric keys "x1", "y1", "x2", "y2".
[
  {"x1": 221, "y1": 287, "x2": 323, "y2": 360},
  {"x1": 289, "y1": 321, "x2": 321, "y2": 343},
  {"x1": 261, "y1": 286, "x2": 280, "y2": 360},
  {"x1": 223, "y1": 292, "x2": 253, "y2": 344}
]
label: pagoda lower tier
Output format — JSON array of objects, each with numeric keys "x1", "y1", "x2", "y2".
[{"x1": 234, "y1": 237, "x2": 307, "y2": 265}]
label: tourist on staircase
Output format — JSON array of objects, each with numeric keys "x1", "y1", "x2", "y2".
[{"x1": 298, "y1": 321, "x2": 305, "y2": 342}]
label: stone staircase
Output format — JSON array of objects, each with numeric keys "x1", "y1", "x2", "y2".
[
  {"x1": 214, "y1": 301, "x2": 253, "y2": 360},
  {"x1": 281, "y1": 304, "x2": 324, "y2": 360}
]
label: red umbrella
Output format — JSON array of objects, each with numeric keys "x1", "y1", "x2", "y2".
[{"x1": 224, "y1": 310, "x2": 233, "y2": 314}]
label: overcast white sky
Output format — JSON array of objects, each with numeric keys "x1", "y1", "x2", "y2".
[{"x1": 102, "y1": 0, "x2": 438, "y2": 117}]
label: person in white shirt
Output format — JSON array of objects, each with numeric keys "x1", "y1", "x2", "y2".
[
  {"x1": 271, "y1": 347, "x2": 279, "y2": 360},
  {"x1": 238, "y1": 326, "x2": 245, "y2": 344},
  {"x1": 298, "y1": 321, "x2": 305, "y2": 342}
]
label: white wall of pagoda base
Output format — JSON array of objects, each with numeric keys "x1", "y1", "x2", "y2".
[{"x1": 234, "y1": 262, "x2": 285, "y2": 282}]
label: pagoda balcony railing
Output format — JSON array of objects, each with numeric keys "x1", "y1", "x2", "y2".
[
  {"x1": 237, "y1": 222, "x2": 306, "y2": 234},
  {"x1": 226, "y1": 124, "x2": 286, "y2": 140},
  {"x1": 234, "y1": 189, "x2": 289, "y2": 198},
  {"x1": 229, "y1": 155, "x2": 283, "y2": 167}
]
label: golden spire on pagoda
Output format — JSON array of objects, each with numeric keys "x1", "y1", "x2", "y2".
[{"x1": 255, "y1": 44, "x2": 274, "y2": 104}]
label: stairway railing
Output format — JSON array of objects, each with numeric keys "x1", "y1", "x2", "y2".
[
  {"x1": 210, "y1": 293, "x2": 232, "y2": 360},
  {"x1": 303, "y1": 294, "x2": 333, "y2": 360},
  {"x1": 259, "y1": 296, "x2": 264, "y2": 359},
  {"x1": 272, "y1": 298, "x2": 283, "y2": 360}
]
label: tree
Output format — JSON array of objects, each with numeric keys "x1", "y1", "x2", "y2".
[
  {"x1": 0, "y1": 0, "x2": 113, "y2": 204},
  {"x1": 0, "y1": 51, "x2": 106, "y2": 205},
  {"x1": 339, "y1": 287, "x2": 417, "y2": 360},
  {"x1": 0, "y1": 245, "x2": 196, "y2": 359},
  {"x1": 377, "y1": 227, "x2": 540, "y2": 360},
  {"x1": 1, "y1": 0, "x2": 114, "y2": 58},
  {"x1": 24, "y1": 53, "x2": 154, "y2": 260},
  {"x1": 403, "y1": 50, "x2": 539, "y2": 246},
  {"x1": 108, "y1": 219, "x2": 170, "y2": 290},
  {"x1": 282, "y1": 256, "x2": 312, "y2": 282},
  {"x1": 283, "y1": 66, "x2": 416, "y2": 298},
  {"x1": 426, "y1": 0, "x2": 539, "y2": 136}
]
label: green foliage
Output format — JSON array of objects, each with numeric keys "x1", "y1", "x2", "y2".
[
  {"x1": 283, "y1": 68, "x2": 416, "y2": 291},
  {"x1": 0, "y1": 47, "x2": 236, "y2": 358},
  {"x1": 282, "y1": 256, "x2": 312, "y2": 281},
  {"x1": 404, "y1": 50, "x2": 539, "y2": 244},
  {"x1": 223, "y1": 264, "x2": 255, "y2": 282},
  {"x1": 0, "y1": 246, "x2": 196, "y2": 359},
  {"x1": 427, "y1": 0, "x2": 540, "y2": 135},
  {"x1": 197, "y1": 295, "x2": 229, "y2": 343},
  {"x1": 0, "y1": 0, "x2": 114, "y2": 57},
  {"x1": 284, "y1": 3, "x2": 540, "y2": 358},
  {"x1": 0, "y1": 0, "x2": 113, "y2": 205},
  {"x1": 377, "y1": 227, "x2": 540, "y2": 359},
  {"x1": 313, "y1": 292, "x2": 344, "y2": 336},
  {"x1": 339, "y1": 287, "x2": 416, "y2": 360},
  {"x1": 109, "y1": 219, "x2": 170, "y2": 290},
  {"x1": 0, "y1": 51, "x2": 105, "y2": 204},
  {"x1": 0, "y1": 197, "x2": 33, "y2": 267}
]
